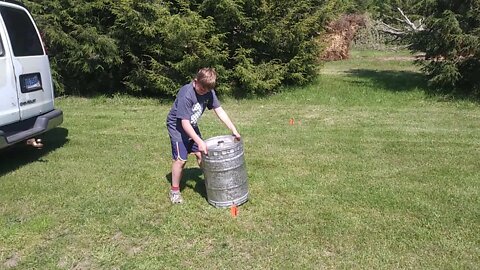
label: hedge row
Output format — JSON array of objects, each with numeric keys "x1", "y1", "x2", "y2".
[{"x1": 21, "y1": 0, "x2": 350, "y2": 97}]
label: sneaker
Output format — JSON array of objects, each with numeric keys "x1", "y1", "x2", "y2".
[{"x1": 169, "y1": 191, "x2": 184, "y2": 204}]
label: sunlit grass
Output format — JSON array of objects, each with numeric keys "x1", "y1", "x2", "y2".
[{"x1": 1, "y1": 51, "x2": 479, "y2": 269}]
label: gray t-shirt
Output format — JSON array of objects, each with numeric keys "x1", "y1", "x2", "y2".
[{"x1": 166, "y1": 82, "x2": 220, "y2": 141}]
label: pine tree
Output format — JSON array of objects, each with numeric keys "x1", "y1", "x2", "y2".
[
  {"x1": 20, "y1": 0, "x2": 350, "y2": 97},
  {"x1": 410, "y1": 0, "x2": 480, "y2": 97},
  {"x1": 374, "y1": 0, "x2": 480, "y2": 98}
]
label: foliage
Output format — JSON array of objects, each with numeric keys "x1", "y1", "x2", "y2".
[
  {"x1": 1, "y1": 52, "x2": 479, "y2": 268},
  {"x1": 18, "y1": 0, "x2": 343, "y2": 97},
  {"x1": 109, "y1": 1, "x2": 227, "y2": 96},
  {"x1": 373, "y1": 0, "x2": 430, "y2": 26},
  {"x1": 370, "y1": 0, "x2": 480, "y2": 98},
  {"x1": 21, "y1": 0, "x2": 122, "y2": 95},
  {"x1": 321, "y1": 13, "x2": 366, "y2": 61},
  {"x1": 197, "y1": 0, "x2": 340, "y2": 95},
  {"x1": 410, "y1": 1, "x2": 480, "y2": 97},
  {"x1": 351, "y1": 14, "x2": 393, "y2": 50}
]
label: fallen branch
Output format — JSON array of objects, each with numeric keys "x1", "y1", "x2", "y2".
[
  {"x1": 376, "y1": 7, "x2": 425, "y2": 37},
  {"x1": 397, "y1": 7, "x2": 424, "y2": 31}
]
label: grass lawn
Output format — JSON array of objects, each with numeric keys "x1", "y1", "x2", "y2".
[{"x1": 1, "y1": 50, "x2": 479, "y2": 269}]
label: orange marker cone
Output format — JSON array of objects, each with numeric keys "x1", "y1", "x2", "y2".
[
  {"x1": 230, "y1": 204, "x2": 238, "y2": 217},
  {"x1": 289, "y1": 118, "x2": 295, "y2": 125}
]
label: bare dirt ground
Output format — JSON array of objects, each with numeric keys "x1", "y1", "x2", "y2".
[{"x1": 376, "y1": 54, "x2": 425, "y2": 61}]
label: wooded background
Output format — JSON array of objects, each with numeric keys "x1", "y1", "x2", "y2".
[{"x1": 19, "y1": 0, "x2": 480, "y2": 98}]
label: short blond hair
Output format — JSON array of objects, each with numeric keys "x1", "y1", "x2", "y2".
[{"x1": 195, "y1": 68, "x2": 217, "y2": 90}]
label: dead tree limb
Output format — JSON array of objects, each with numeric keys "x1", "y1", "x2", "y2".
[
  {"x1": 376, "y1": 7, "x2": 425, "y2": 37},
  {"x1": 397, "y1": 7, "x2": 424, "y2": 31}
]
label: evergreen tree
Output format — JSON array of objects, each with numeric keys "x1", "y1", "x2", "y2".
[
  {"x1": 373, "y1": 0, "x2": 480, "y2": 98},
  {"x1": 197, "y1": 0, "x2": 348, "y2": 96},
  {"x1": 109, "y1": 0, "x2": 227, "y2": 96},
  {"x1": 21, "y1": 0, "x2": 122, "y2": 95},
  {"x1": 19, "y1": 0, "x2": 349, "y2": 97},
  {"x1": 410, "y1": 0, "x2": 480, "y2": 97}
]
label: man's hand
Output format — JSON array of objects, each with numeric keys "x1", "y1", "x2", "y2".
[
  {"x1": 198, "y1": 140, "x2": 208, "y2": 155},
  {"x1": 214, "y1": 107, "x2": 241, "y2": 141},
  {"x1": 181, "y1": 119, "x2": 208, "y2": 154},
  {"x1": 232, "y1": 131, "x2": 241, "y2": 141}
]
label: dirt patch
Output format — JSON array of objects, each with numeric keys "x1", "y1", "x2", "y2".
[
  {"x1": 375, "y1": 54, "x2": 425, "y2": 61},
  {"x1": 3, "y1": 253, "x2": 20, "y2": 268}
]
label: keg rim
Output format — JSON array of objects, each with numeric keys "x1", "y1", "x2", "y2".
[{"x1": 204, "y1": 135, "x2": 241, "y2": 153}]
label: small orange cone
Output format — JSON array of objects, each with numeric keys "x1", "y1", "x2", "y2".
[
  {"x1": 289, "y1": 118, "x2": 295, "y2": 125},
  {"x1": 230, "y1": 204, "x2": 238, "y2": 217}
]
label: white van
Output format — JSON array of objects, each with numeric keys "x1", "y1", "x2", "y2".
[{"x1": 0, "y1": 1, "x2": 63, "y2": 149}]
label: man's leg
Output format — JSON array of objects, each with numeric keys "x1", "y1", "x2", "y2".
[
  {"x1": 169, "y1": 140, "x2": 189, "y2": 204},
  {"x1": 170, "y1": 159, "x2": 186, "y2": 204},
  {"x1": 26, "y1": 138, "x2": 43, "y2": 148},
  {"x1": 171, "y1": 159, "x2": 186, "y2": 190}
]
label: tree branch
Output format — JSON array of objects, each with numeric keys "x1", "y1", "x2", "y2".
[
  {"x1": 376, "y1": 21, "x2": 405, "y2": 36},
  {"x1": 397, "y1": 7, "x2": 424, "y2": 31},
  {"x1": 376, "y1": 7, "x2": 425, "y2": 37}
]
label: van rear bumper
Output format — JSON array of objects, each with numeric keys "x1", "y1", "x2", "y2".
[{"x1": 0, "y1": 109, "x2": 63, "y2": 149}]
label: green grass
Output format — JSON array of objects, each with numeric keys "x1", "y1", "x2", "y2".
[
  {"x1": 1, "y1": 51, "x2": 479, "y2": 269},
  {"x1": 321, "y1": 50, "x2": 422, "y2": 75}
]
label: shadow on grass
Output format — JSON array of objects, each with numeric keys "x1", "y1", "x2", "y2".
[
  {"x1": 165, "y1": 167, "x2": 207, "y2": 199},
  {"x1": 0, "y1": 128, "x2": 69, "y2": 177},
  {"x1": 346, "y1": 69, "x2": 428, "y2": 92},
  {"x1": 347, "y1": 69, "x2": 480, "y2": 102}
]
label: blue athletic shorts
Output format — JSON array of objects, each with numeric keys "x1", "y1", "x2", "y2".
[{"x1": 170, "y1": 137, "x2": 200, "y2": 161}]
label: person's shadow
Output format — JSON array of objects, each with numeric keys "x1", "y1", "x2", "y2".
[
  {"x1": 165, "y1": 167, "x2": 207, "y2": 200},
  {"x1": 0, "y1": 128, "x2": 69, "y2": 177}
]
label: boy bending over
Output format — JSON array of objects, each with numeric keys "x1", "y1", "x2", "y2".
[{"x1": 166, "y1": 68, "x2": 241, "y2": 204}]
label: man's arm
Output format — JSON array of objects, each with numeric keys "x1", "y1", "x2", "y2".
[
  {"x1": 181, "y1": 119, "x2": 207, "y2": 154},
  {"x1": 213, "y1": 107, "x2": 241, "y2": 139}
]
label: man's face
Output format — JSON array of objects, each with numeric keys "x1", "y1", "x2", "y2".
[{"x1": 194, "y1": 80, "x2": 211, "y2": 95}]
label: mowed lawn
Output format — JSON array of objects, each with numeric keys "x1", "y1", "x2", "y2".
[{"x1": 1, "y1": 51, "x2": 479, "y2": 269}]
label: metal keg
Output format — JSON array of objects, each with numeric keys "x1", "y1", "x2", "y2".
[{"x1": 202, "y1": 135, "x2": 249, "y2": 208}]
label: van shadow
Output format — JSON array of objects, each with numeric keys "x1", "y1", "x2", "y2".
[
  {"x1": 0, "y1": 128, "x2": 69, "y2": 177},
  {"x1": 165, "y1": 167, "x2": 207, "y2": 200}
]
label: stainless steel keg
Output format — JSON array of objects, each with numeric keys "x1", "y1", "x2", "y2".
[{"x1": 202, "y1": 135, "x2": 249, "y2": 207}]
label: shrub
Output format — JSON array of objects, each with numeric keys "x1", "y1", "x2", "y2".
[
  {"x1": 411, "y1": 5, "x2": 480, "y2": 98},
  {"x1": 21, "y1": 0, "x2": 348, "y2": 97}
]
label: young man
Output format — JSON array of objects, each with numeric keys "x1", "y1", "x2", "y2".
[{"x1": 166, "y1": 68, "x2": 241, "y2": 203}]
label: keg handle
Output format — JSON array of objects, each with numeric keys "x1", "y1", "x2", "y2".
[{"x1": 217, "y1": 140, "x2": 225, "y2": 147}]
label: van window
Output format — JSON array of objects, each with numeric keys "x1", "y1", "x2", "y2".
[
  {"x1": 0, "y1": 35, "x2": 4, "y2": 56},
  {"x1": 0, "y1": 6, "x2": 43, "y2": 56}
]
